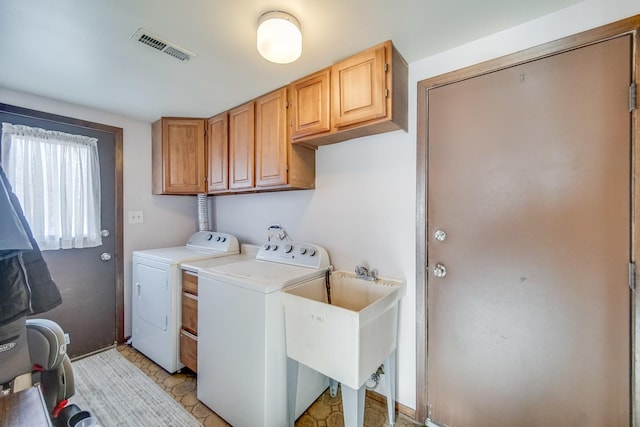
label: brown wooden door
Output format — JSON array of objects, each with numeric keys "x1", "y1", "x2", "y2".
[
  {"x1": 426, "y1": 36, "x2": 632, "y2": 426},
  {"x1": 160, "y1": 118, "x2": 206, "y2": 194},
  {"x1": 229, "y1": 101, "x2": 255, "y2": 190},
  {"x1": 207, "y1": 112, "x2": 229, "y2": 193},
  {"x1": 290, "y1": 68, "x2": 331, "y2": 140},
  {"x1": 256, "y1": 87, "x2": 288, "y2": 187},
  {"x1": 332, "y1": 43, "x2": 386, "y2": 128}
]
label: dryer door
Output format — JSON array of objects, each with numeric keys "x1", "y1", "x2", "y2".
[{"x1": 133, "y1": 259, "x2": 170, "y2": 331}]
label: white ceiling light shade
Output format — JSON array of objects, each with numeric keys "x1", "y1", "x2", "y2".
[{"x1": 257, "y1": 11, "x2": 302, "y2": 64}]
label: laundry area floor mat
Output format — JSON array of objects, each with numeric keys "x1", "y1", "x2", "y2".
[{"x1": 69, "y1": 348, "x2": 201, "y2": 427}]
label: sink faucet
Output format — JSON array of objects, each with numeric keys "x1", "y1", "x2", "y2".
[{"x1": 355, "y1": 265, "x2": 377, "y2": 281}]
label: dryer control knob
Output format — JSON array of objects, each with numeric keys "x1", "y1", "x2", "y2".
[
  {"x1": 264, "y1": 244, "x2": 271, "y2": 250},
  {"x1": 308, "y1": 248, "x2": 317, "y2": 257},
  {"x1": 271, "y1": 244, "x2": 279, "y2": 251},
  {"x1": 284, "y1": 244, "x2": 293, "y2": 253},
  {"x1": 299, "y1": 247, "x2": 307, "y2": 255}
]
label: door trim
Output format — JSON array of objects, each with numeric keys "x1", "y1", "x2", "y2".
[
  {"x1": 0, "y1": 102, "x2": 125, "y2": 345},
  {"x1": 416, "y1": 15, "x2": 640, "y2": 424}
]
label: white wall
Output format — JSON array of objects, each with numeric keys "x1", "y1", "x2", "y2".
[
  {"x1": 213, "y1": 0, "x2": 640, "y2": 411},
  {"x1": 2, "y1": 0, "x2": 639, "y2": 413},
  {"x1": 0, "y1": 88, "x2": 201, "y2": 336}
]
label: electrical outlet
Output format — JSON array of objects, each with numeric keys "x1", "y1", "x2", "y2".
[{"x1": 128, "y1": 210, "x2": 144, "y2": 224}]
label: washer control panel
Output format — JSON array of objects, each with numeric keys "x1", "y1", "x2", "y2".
[
  {"x1": 186, "y1": 231, "x2": 240, "y2": 253},
  {"x1": 257, "y1": 241, "x2": 330, "y2": 269}
]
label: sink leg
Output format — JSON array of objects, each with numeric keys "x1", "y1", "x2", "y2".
[
  {"x1": 329, "y1": 378, "x2": 339, "y2": 397},
  {"x1": 384, "y1": 350, "x2": 397, "y2": 426},
  {"x1": 287, "y1": 357, "x2": 299, "y2": 427},
  {"x1": 342, "y1": 384, "x2": 365, "y2": 427}
]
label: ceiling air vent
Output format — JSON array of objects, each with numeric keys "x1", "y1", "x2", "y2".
[{"x1": 130, "y1": 28, "x2": 195, "y2": 61}]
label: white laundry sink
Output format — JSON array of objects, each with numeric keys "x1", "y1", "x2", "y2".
[{"x1": 281, "y1": 270, "x2": 405, "y2": 390}]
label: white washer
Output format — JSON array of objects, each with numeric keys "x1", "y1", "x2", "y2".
[
  {"x1": 197, "y1": 241, "x2": 331, "y2": 427},
  {"x1": 131, "y1": 231, "x2": 239, "y2": 373}
]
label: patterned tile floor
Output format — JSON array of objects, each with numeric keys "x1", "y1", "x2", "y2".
[{"x1": 117, "y1": 345, "x2": 421, "y2": 427}]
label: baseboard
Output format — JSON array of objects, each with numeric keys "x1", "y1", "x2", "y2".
[{"x1": 365, "y1": 389, "x2": 417, "y2": 422}]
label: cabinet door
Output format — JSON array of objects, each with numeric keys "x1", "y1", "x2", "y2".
[
  {"x1": 207, "y1": 113, "x2": 229, "y2": 193},
  {"x1": 256, "y1": 87, "x2": 288, "y2": 187},
  {"x1": 229, "y1": 102, "x2": 255, "y2": 190},
  {"x1": 159, "y1": 118, "x2": 206, "y2": 194},
  {"x1": 290, "y1": 69, "x2": 331, "y2": 140},
  {"x1": 332, "y1": 43, "x2": 387, "y2": 128},
  {"x1": 181, "y1": 292, "x2": 198, "y2": 334}
]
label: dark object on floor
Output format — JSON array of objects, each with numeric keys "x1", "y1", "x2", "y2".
[{"x1": 56, "y1": 403, "x2": 92, "y2": 427}]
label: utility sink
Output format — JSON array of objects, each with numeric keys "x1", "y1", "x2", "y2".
[{"x1": 281, "y1": 270, "x2": 405, "y2": 390}]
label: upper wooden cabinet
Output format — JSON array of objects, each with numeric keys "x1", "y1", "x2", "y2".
[
  {"x1": 152, "y1": 117, "x2": 206, "y2": 195},
  {"x1": 256, "y1": 87, "x2": 316, "y2": 190},
  {"x1": 151, "y1": 40, "x2": 406, "y2": 196},
  {"x1": 293, "y1": 40, "x2": 408, "y2": 147},
  {"x1": 289, "y1": 68, "x2": 331, "y2": 141},
  {"x1": 333, "y1": 44, "x2": 387, "y2": 128},
  {"x1": 207, "y1": 113, "x2": 229, "y2": 193},
  {"x1": 256, "y1": 88, "x2": 288, "y2": 187},
  {"x1": 229, "y1": 101, "x2": 255, "y2": 191}
]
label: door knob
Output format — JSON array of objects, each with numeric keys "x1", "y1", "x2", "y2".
[
  {"x1": 433, "y1": 263, "x2": 447, "y2": 278},
  {"x1": 100, "y1": 252, "x2": 112, "y2": 262}
]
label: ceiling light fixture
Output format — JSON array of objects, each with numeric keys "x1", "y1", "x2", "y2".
[{"x1": 257, "y1": 11, "x2": 302, "y2": 64}]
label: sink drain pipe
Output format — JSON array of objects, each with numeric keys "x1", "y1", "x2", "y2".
[
  {"x1": 325, "y1": 269, "x2": 332, "y2": 304},
  {"x1": 366, "y1": 365, "x2": 385, "y2": 390}
]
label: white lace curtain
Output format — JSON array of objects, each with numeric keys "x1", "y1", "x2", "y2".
[{"x1": 1, "y1": 122, "x2": 102, "y2": 250}]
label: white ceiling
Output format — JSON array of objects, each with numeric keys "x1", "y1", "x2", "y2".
[{"x1": 0, "y1": 0, "x2": 580, "y2": 123}]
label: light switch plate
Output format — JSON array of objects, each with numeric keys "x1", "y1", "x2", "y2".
[{"x1": 128, "y1": 210, "x2": 144, "y2": 224}]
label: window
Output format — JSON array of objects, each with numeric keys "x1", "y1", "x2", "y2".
[{"x1": 1, "y1": 122, "x2": 102, "y2": 250}]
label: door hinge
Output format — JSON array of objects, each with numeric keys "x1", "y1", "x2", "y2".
[
  {"x1": 629, "y1": 262, "x2": 636, "y2": 291},
  {"x1": 385, "y1": 88, "x2": 390, "y2": 98},
  {"x1": 384, "y1": 63, "x2": 389, "y2": 72},
  {"x1": 629, "y1": 83, "x2": 636, "y2": 112}
]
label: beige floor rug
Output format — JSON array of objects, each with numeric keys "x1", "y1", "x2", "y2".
[{"x1": 69, "y1": 348, "x2": 201, "y2": 427}]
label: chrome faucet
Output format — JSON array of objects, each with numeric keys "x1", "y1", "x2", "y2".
[{"x1": 355, "y1": 265, "x2": 377, "y2": 281}]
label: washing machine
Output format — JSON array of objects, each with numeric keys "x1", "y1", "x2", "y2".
[
  {"x1": 131, "y1": 231, "x2": 239, "y2": 373},
  {"x1": 197, "y1": 240, "x2": 331, "y2": 427}
]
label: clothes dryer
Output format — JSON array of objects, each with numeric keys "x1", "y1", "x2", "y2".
[{"x1": 131, "y1": 231, "x2": 239, "y2": 373}]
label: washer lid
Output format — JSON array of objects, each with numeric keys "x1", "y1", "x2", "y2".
[
  {"x1": 200, "y1": 259, "x2": 327, "y2": 293},
  {"x1": 132, "y1": 246, "x2": 239, "y2": 265}
]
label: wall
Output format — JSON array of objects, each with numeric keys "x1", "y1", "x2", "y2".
[
  {"x1": 2, "y1": 0, "x2": 639, "y2": 413},
  {"x1": 0, "y1": 88, "x2": 201, "y2": 337},
  {"x1": 213, "y1": 0, "x2": 640, "y2": 411}
]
